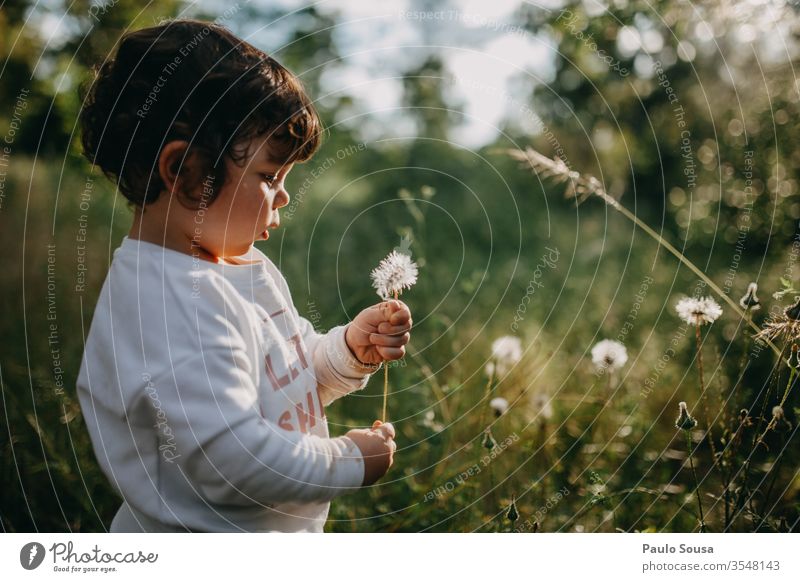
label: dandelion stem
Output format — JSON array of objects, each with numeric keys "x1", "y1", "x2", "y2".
[
  {"x1": 685, "y1": 430, "x2": 707, "y2": 532},
  {"x1": 695, "y1": 324, "x2": 719, "y2": 466},
  {"x1": 381, "y1": 290, "x2": 400, "y2": 422},
  {"x1": 381, "y1": 365, "x2": 389, "y2": 422},
  {"x1": 477, "y1": 366, "x2": 495, "y2": 444}
]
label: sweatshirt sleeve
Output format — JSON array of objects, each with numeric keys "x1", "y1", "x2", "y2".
[
  {"x1": 297, "y1": 317, "x2": 381, "y2": 407},
  {"x1": 153, "y1": 306, "x2": 366, "y2": 507}
]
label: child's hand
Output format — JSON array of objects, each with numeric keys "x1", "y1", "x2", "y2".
[
  {"x1": 345, "y1": 299, "x2": 412, "y2": 366},
  {"x1": 346, "y1": 421, "x2": 396, "y2": 485}
]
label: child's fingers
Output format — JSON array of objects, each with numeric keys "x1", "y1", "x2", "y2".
[
  {"x1": 377, "y1": 345, "x2": 405, "y2": 360},
  {"x1": 377, "y1": 321, "x2": 412, "y2": 335},
  {"x1": 373, "y1": 422, "x2": 395, "y2": 440},
  {"x1": 369, "y1": 332, "x2": 410, "y2": 347},
  {"x1": 389, "y1": 307, "x2": 411, "y2": 325},
  {"x1": 382, "y1": 300, "x2": 411, "y2": 322}
]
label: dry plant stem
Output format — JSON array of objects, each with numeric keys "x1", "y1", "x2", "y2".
[
  {"x1": 507, "y1": 148, "x2": 783, "y2": 358},
  {"x1": 486, "y1": 460, "x2": 497, "y2": 529},
  {"x1": 761, "y1": 433, "x2": 790, "y2": 531},
  {"x1": 778, "y1": 366, "x2": 797, "y2": 408},
  {"x1": 736, "y1": 360, "x2": 784, "y2": 528},
  {"x1": 686, "y1": 430, "x2": 707, "y2": 532},
  {"x1": 381, "y1": 289, "x2": 400, "y2": 422},
  {"x1": 695, "y1": 324, "x2": 719, "y2": 466},
  {"x1": 756, "y1": 367, "x2": 796, "y2": 446},
  {"x1": 477, "y1": 366, "x2": 495, "y2": 453},
  {"x1": 476, "y1": 368, "x2": 495, "y2": 513}
]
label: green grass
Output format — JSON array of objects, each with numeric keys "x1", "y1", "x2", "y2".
[{"x1": 2, "y1": 149, "x2": 798, "y2": 532}]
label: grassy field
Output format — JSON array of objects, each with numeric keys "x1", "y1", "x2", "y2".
[{"x1": 2, "y1": 139, "x2": 797, "y2": 532}]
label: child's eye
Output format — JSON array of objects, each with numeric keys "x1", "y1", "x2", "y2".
[{"x1": 260, "y1": 173, "x2": 277, "y2": 186}]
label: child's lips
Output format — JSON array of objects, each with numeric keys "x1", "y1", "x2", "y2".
[{"x1": 260, "y1": 222, "x2": 278, "y2": 240}]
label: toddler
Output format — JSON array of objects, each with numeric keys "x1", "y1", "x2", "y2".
[{"x1": 76, "y1": 19, "x2": 411, "y2": 532}]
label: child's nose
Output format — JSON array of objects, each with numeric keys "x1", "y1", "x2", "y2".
[{"x1": 274, "y1": 188, "x2": 290, "y2": 209}]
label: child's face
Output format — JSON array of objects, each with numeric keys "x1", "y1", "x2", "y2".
[{"x1": 195, "y1": 136, "x2": 293, "y2": 259}]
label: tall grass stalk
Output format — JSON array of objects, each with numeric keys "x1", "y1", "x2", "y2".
[{"x1": 505, "y1": 147, "x2": 781, "y2": 359}]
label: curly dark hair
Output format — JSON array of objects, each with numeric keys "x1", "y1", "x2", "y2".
[{"x1": 79, "y1": 19, "x2": 322, "y2": 207}]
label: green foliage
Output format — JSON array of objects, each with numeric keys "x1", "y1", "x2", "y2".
[{"x1": 2, "y1": 0, "x2": 799, "y2": 532}]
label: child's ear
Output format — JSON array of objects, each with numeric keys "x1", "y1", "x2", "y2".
[{"x1": 157, "y1": 140, "x2": 192, "y2": 197}]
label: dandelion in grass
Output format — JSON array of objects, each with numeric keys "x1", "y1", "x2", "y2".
[
  {"x1": 532, "y1": 392, "x2": 554, "y2": 420},
  {"x1": 675, "y1": 402, "x2": 698, "y2": 431},
  {"x1": 591, "y1": 339, "x2": 628, "y2": 374},
  {"x1": 506, "y1": 495, "x2": 519, "y2": 527},
  {"x1": 490, "y1": 335, "x2": 523, "y2": 377},
  {"x1": 490, "y1": 397, "x2": 509, "y2": 417},
  {"x1": 739, "y1": 282, "x2": 761, "y2": 312},
  {"x1": 370, "y1": 249, "x2": 419, "y2": 421},
  {"x1": 479, "y1": 336, "x2": 522, "y2": 457},
  {"x1": 675, "y1": 401, "x2": 705, "y2": 532},
  {"x1": 481, "y1": 427, "x2": 497, "y2": 450},
  {"x1": 676, "y1": 295, "x2": 722, "y2": 452},
  {"x1": 421, "y1": 409, "x2": 444, "y2": 433},
  {"x1": 757, "y1": 404, "x2": 791, "y2": 446},
  {"x1": 755, "y1": 297, "x2": 800, "y2": 345},
  {"x1": 508, "y1": 146, "x2": 783, "y2": 360},
  {"x1": 675, "y1": 296, "x2": 723, "y2": 326}
]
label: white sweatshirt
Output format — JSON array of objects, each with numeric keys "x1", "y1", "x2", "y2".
[{"x1": 76, "y1": 236, "x2": 380, "y2": 532}]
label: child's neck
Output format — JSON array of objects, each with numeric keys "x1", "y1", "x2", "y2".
[{"x1": 129, "y1": 208, "x2": 233, "y2": 265}]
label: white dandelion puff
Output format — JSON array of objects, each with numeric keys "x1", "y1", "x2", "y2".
[
  {"x1": 490, "y1": 335, "x2": 523, "y2": 376},
  {"x1": 590, "y1": 339, "x2": 628, "y2": 373},
  {"x1": 421, "y1": 409, "x2": 444, "y2": 432},
  {"x1": 370, "y1": 250, "x2": 419, "y2": 300},
  {"x1": 675, "y1": 296, "x2": 723, "y2": 326},
  {"x1": 490, "y1": 397, "x2": 509, "y2": 416},
  {"x1": 532, "y1": 393, "x2": 554, "y2": 420}
]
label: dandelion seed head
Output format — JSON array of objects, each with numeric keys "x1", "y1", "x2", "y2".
[
  {"x1": 490, "y1": 335, "x2": 523, "y2": 376},
  {"x1": 591, "y1": 339, "x2": 628, "y2": 373},
  {"x1": 755, "y1": 299, "x2": 800, "y2": 344},
  {"x1": 772, "y1": 405, "x2": 784, "y2": 420},
  {"x1": 490, "y1": 397, "x2": 509, "y2": 416},
  {"x1": 370, "y1": 250, "x2": 419, "y2": 300},
  {"x1": 532, "y1": 393, "x2": 554, "y2": 420},
  {"x1": 675, "y1": 296, "x2": 723, "y2": 326}
]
